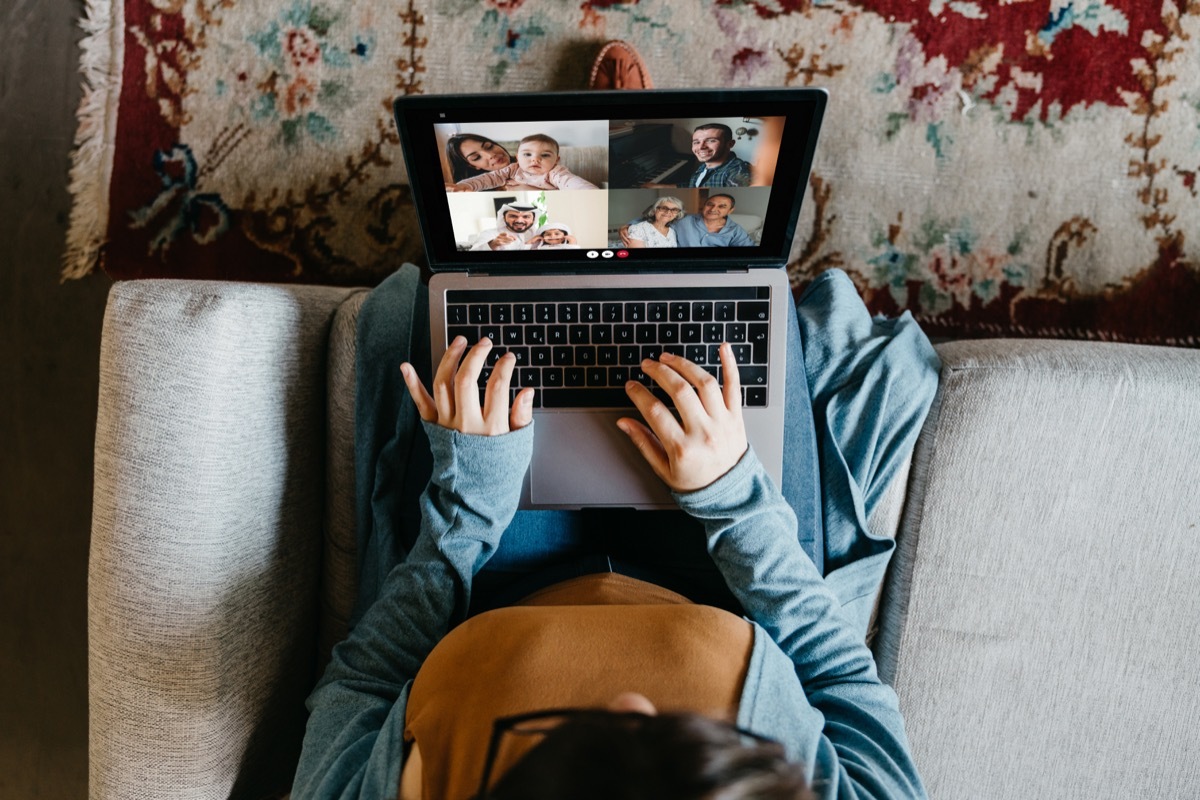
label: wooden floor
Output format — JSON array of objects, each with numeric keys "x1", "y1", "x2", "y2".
[{"x1": 1, "y1": 1, "x2": 111, "y2": 796}]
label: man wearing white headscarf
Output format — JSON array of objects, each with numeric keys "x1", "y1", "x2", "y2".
[{"x1": 469, "y1": 202, "x2": 539, "y2": 251}]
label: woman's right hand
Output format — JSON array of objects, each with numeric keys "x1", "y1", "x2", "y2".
[
  {"x1": 444, "y1": 183, "x2": 472, "y2": 192},
  {"x1": 401, "y1": 337, "x2": 534, "y2": 436}
]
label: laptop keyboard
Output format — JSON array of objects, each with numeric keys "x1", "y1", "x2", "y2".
[{"x1": 445, "y1": 287, "x2": 771, "y2": 409}]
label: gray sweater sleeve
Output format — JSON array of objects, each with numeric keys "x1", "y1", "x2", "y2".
[
  {"x1": 291, "y1": 421, "x2": 533, "y2": 799},
  {"x1": 674, "y1": 449, "x2": 927, "y2": 799}
]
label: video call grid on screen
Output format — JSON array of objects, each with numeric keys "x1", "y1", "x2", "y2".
[{"x1": 395, "y1": 91, "x2": 824, "y2": 271}]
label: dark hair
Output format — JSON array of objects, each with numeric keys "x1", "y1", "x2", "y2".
[
  {"x1": 485, "y1": 712, "x2": 813, "y2": 800},
  {"x1": 446, "y1": 134, "x2": 512, "y2": 182},
  {"x1": 693, "y1": 123, "x2": 734, "y2": 142},
  {"x1": 707, "y1": 193, "x2": 736, "y2": 209}
]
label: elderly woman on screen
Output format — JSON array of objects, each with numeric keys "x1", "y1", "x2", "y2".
[{"x1": 625, "y1": 196, "x2": 684, "y2": 248}]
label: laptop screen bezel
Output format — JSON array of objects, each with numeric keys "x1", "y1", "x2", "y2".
[{"x1": 393, "y1": 88, "x2": 827, "y2": 274}]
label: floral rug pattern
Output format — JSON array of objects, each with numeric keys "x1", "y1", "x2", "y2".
[{"x1": 69, "y1": 0, "x2": 1200, "y2": 344}]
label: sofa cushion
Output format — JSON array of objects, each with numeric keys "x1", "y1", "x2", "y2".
[
  {"x1": 875, "y1": 339, "x2": 1200, "y2": 799},
  {"x1": 90, "y1": 279, "x2": 357, "y2": 799}
]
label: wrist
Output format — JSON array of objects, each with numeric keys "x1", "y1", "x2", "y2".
[{"x1": 671, "y1": 446, "x2": 758, "y2": 511}]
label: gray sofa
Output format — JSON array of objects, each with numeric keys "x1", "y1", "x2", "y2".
[{"x1": 89, "y1": 278, "x2": 1200, "y2": 799}]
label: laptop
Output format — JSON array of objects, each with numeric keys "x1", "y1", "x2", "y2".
[{"x1": 393, "y1": 88, "x2": 827, "y2": 509}]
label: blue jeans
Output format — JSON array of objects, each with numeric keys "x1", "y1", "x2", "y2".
[{"x1": 357, "y1": 266, "x2": 823, "y2": 619}]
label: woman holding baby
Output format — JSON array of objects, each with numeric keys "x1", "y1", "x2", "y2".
[{"x1": 444, "y1": 133, "x2": 597, "y2": 192}]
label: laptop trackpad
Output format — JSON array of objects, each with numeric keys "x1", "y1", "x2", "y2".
[{"x1": 530, "y1": 411, "x2": 674, "y2": 508}]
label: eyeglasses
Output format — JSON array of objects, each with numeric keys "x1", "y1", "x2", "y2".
[{"x1": 474, "y1": 707, "x2": 777, "y2": 799}]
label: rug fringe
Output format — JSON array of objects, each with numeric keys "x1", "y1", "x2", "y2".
[{"x1": 63, "y1": 0, "x2": 124, "y2": 281}]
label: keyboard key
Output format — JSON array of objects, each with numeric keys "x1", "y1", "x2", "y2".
[
  {"x1": 641, "y1": 345, "x2": 663, "y2": 362},
  {"x1": 587, "y1": 367, "x2": 607, "y2": 386},
  {"x1": 598, "y1": 346, "x2": 619, "y2": 366},
  {"x1": 726, "y1": 322, "x2": 747, "y2": 343},
  {"x1": 480, "y1": 326, "x2": 501, "y2": 344},
  {"x1": 737, "y1": 301, "x2": 770, "y2": 321},
  {"x1": 750, "y1": 324, "x2": 769, "y2": 362},
  {"x1": 536, "y1": 304, "x2": 556, "y2": 323},
  {"x1": 503, "y1": 327, "x2": 524, "y2": 345},
  {"x1": 486, "y1": 347, "x2": 507, "y2": 366},
  {"x1": 746, "y1": 386, "x2": 767, "y2": 406},
  {"x1": 565, "y1": 367, "x2": 586, "y2": 386},
  {"x1": 658, "y1": 323, "x2": 679, "y2": 343},
  {"x1": 447, "y1": 326, "x2": 478, "y2": 343},
  {"x1": 548, "y1": 325, "x2": 568, "y2": 345},
  {"x1": 531, "y1": 347, "x2": 552, "y2": 366},
  {"x1": 614, "y1": 325, "x2": 635, "y2": 343},
  {"x1": 514, "y1": 304, "x2": 534, "y2": 323},
  {"x1": 509, "y1": 347, "x2": 529, "y2": 366},
  {"x1": 624, "y1": 303, "x2": 645, "y2": 322},
  {"x1": 518, "y1": 368, "x2": 540, "y2": 387},
  {"x1": 581, "y1": 303, "x2": 601, "y2": 322},
  {"x1": 526, "y1": 325, "x2": 546, "y2": 345},
  {"x1": 447, "y1": 305, "x2": 468, "y2": 325},
  {"x1": 635, "y1": 324, "x2": 657, "y2": 344},
  {"x1": 648, "y1": 302, "x2": 668, "y2": 322},
  {"x1": 608, "y1": 367, "x2": 628, "y2": 385},
  {"x1": 558, "y1": 303, "x2": 578, "y2": 323},
  {"x1": 569, "y1": 325, "x2": 590, "y2": 345},
  {"x1": 692, "y1": 302, "x2": 714, "y2": 321},
  {"x1": 663, "y1": 344, "x2": 684, "y2": 358},
  {"x1": 703, "y1": 323, "x2": 724, "y2": 343},
  {"x1": 739, "y1": 366, "x2": 768, "y2": 386},
  {"x1": 543, "y1": 367, "x2": 564, "y2": 387},
  {"x1": 731, "y1": 344, "x2": 752, "y2": 364},
  {"x1": 669, "y1": 303, "x2": 690, "y2": 322},
  {"x1": 592, "y1": 324, "x2": 613, "y2": 344},
  {"x1": 552, "y1": 346, "x2": 574, "y2": 366},
  {"x1": 603, "y1": 303, "x2": 623, "y2": 322},
  {"x1": 681, "y1": 324, "x2": 702, "y2": 343},
  {"x1": 685, "y1": 345, "x2": 707, "y2": 363},
  {"x1": 576, "y1": 347, "x2": 597, "y2": 366},
  {"x1": 715, "y1": 302, "x2": 736, "y2": 321},
  {"x1": 619, "y1": 345, "x2": 640, "y2": 365},
  {"x1": 491, "y1": 304, "x2": 511, "y2": 324}
]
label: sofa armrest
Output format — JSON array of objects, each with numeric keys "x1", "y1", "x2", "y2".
[
  {"x1": 89, "y1": 279, "x2": 358, "y2": 799},
  {"x1": 875, "y1": 339, "x2": 1200, "y2": 799}
]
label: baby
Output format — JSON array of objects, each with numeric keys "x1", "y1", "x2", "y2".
[
  {"x1": 530, "y1": 222, "x2": 581, "y2": 250},
  {"x1": 446, "y1": 134, "x2": 598, "y2": 191}
]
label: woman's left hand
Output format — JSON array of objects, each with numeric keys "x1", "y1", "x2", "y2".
[
  {"x1": 401, "y1": 337, "x2": 534, "y2": 436},
  {"x1": 617, "y1": 344, "x2": 747, "y2": 492}
]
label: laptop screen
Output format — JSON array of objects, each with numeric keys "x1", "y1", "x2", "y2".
[{"x1": 393, "y1": 89, "x2": 826, "y2": 272}]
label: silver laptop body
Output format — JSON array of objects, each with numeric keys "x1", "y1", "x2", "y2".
[{"x1": 394, "y1": 88, "x2": 827, "y2": 509}]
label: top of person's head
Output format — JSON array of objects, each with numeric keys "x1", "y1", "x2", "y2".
[
  {"x1": 482, "y1": 711, "x2": 812, "y2": 800},
  {"x1": 519, "y1": 133, "x2": 560, "y2": 151},
  {"x1": 450, "y1": 132, "x2": 495, "y2": 147},
  {"x1": 707, "y1": 193, "x2": 736, "y2": 208},
  {"x1": 692, "y1": 123, "x2": 734, "y2": 141}
]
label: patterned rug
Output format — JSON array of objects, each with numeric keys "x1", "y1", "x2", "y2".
[{"x1": 68, "y1": 0, "x2": 1200, "y2": 345}]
